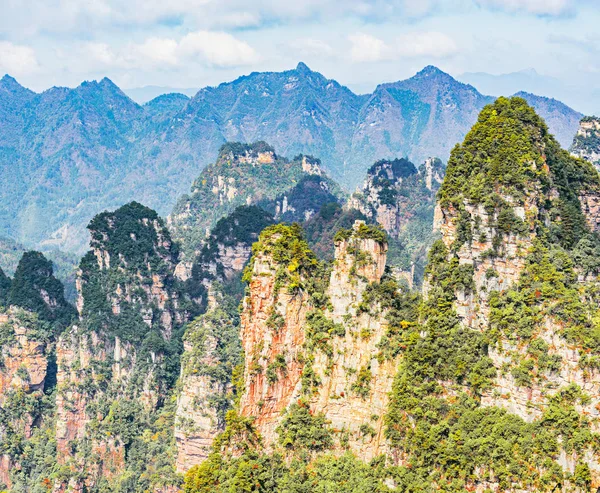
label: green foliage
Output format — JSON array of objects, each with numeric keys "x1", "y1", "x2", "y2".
[
  {"x1": 303, "y1": 203, "x2": 367, "y2": 261},
  {"x1": 266, "y1": 354, "x2": 287, "y2": 384},
  {"x1": 0, "y1": 266, "x2": 10, "y2": 306},
  {"x1": 350, "y1": 365, "x2": 372, "y2": 399},
  {"x1": 88, "y1": 201, "x2": 176, "y2": 270},
  {"x1": 439, "y1": 97, "x2": 551, "y2": 208},
  {"x1": 259, "y1": 174, "x2": 342, "y2": 224},
  {"x1": 185, "y1": 451, "x2": 391, "y2": 493},
  {"x1": 181, "y1": 303, "x2": 243, "y2": 423},
  {"x1": 303, "y1": 309, "x2": 345, "y2": 360},
  {"x1": 186, "y1": 206, "x2": 274, "y2": 300},
  {"x1": 171, "y1": 142, "x2": 307, "y2": 256},
  {"x1": 220, "y1": 141, "x2": 275, "y2": 158},
  {"x1": 367, "y1": 158, "x2": 418, "y2": 206},
  {"x1": 489, "y1": 241, "x2": 599, "y2": 354},
  {"x1": 335, "y1": 223, "x2": 387, "y2": 244},
  {"x1": 439, "y1": 97, "x2": 599, "y2": 252},
  {"x1": 204, "y1": 206, "x2": 274, "y2": 251},
  {"x1": 572, "y1": 233, "x2": 600, "y2": 276},
  {"x1": 76, "y1": 395, "x2": 182, "y2": 492},
  {"x1": 8, "y1": 251, "x2": 75, "y2": 329},
  {"x1": 276, "y1": 402, "x2": 332, "y2": 452},
  {"x1": 243, "y1": 224, "x2": 318, "y2": 293},
  {"x1": 80, "y1": 203, "x2": 196, "y2": 346},
  {"x1": 0, "y1": 236, "x2": 80, "y2": 304}
]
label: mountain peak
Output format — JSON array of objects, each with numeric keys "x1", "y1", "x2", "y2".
[
  {"x1": 295, "y1": 61, "x2": 311, "y2": 73},
  {"x1": 99, "y1": 76, "x2": 119, "y2": 89},
  {"x1": 1, "y1": 74, "x2": 17, "y2": 85},
  {"x1": 0, "y1": 74, "x2": 33, "y2": 95},
  {"x1": 78, "y1": 77, "x2": 123, "y2": 94},
  {"x1": 415, "y1": 65, "x2": 449, "y2": 79}
]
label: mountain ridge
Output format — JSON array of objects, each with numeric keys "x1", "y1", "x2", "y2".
[{"x1": 0, "y1": 64, "x2": 585, "y2": 255}]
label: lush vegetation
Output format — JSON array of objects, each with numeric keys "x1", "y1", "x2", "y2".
[
  {"x1": 334, "y1": 222, "x2": 387, "y2": 244},
  {"x1": 81, "y1": 202, "x2": 198, "y2": 347},
  {"x1": 185, "y1": 206, "x2": 274, "y2": 301},
  {"x1": 0, "y1": 236, "x2": 78, "y2": 303},
  {"x1": 180, "y1": 300, "x2": 243, "y2": 425},
  {"x1": 351, "y1": 156, "x2": 445, "y2": 284},
  {"x1": 242, "y1": 223, "x2": 319, "y2": 292},
  {"x1": 0, "y1": 266, "x2": 10, "y2": 306},
  {"x1": 183, "y1": 98, "x2": 600, "y2": 493},
  {"x1": 6, "y1": 98, "x2": 600, "y2": 492},
  {"x1": 302, "y1": 203, "x2": 367, "y2": 261},
  {"x1": 88, "y1": 201, "x2": 177, "y2": 271},
  {"x1": 259, "y1": 174, "x2": 343, "y2": 224},
  {"x1": 440, "y1": 97, "x2": 599, "y2": 252},
  {"x1": 368, "y1": 158, "x2": 418, "y2": 206},
  {"x1": 8, "y1": 251, "x2": 75, "y2": 329},
  {"x1": 171, "y1": 142, "x2": 308, "y2": 256}
]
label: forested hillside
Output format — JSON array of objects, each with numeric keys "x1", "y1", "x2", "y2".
[{"x1": 2, "y1": 98, "x2": 600, "y2": 492}]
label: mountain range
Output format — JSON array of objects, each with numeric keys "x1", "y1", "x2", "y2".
[
  {"x1": 0, "y1": 63, "x2": 584, "y2": 254},
  {"x1": 4, "y1": 96, "x2": 600, "y2": 491}
]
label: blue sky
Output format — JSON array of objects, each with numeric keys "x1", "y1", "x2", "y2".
[{"x1": 1, "y1": 0, "x2": 599, "y2": 113}]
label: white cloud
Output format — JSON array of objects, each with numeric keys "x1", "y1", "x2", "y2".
[
  {"x1": 81, "y1": 31, "x2": 259, "y2": 71},
  {"x1": 475, "y1": 0, "x2": 574, "y2": 15},
  {"x1": 290, "y1": 38, "x2": 335, "y2": 58},
  {"x1": 179, "y1": 31, "x2": 260, "y2": 67},
  {"x1": 0, "y1": 41, "x2": 39, "y2": 76},
  {"x1": 214, "y1": 11, "x2": 262, "y2": 28},
  {"x1": 133, "y1": 38, "x2": 180, "y2": 66},
  {"x1": 396, "y1": 32, "x2": 458, "y2": 58},
  {"x1": 84, "y1": 42, "x2": 119, "y2": 66},
  {"x1": 349, "y1": 31, "x2": 457, "y2": 63},
  {"x1": 349, "y1": 33, "x2": 392, "y2": 63}
]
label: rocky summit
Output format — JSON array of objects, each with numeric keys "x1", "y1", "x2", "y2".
[{"x1": 571, "y1": 116, "x2": 600, "y2": 170}]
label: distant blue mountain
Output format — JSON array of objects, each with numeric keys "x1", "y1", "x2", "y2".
[{"x1": 0, "y1": 64, "x2": 584, "y2": 253}]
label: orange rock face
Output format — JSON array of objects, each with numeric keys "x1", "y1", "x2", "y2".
[
  {"x1": 234, "y1": 222, "x2": 400, "y2": 460},
  {"x1": 0, "y1": 308, "x2": 50, "y2": 487},
  {"x1": 238, "y1": 252, "x2": 309, "y2": 446}
]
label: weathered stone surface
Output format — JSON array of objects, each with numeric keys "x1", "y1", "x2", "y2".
[
  {"x1": 0, "y1": 310, "x2": 48, "y2": 396},
  {"x1": 0, "y1": 308, "x2": 50, "y2": 487},
  {"x1": 571, "y1": 117, "x2": 600, "y2": 168},
  {"x1": 238, "y1": 248, "x2": 309, "y2": 447},
  {"x1": 175, "y1": 332, "x2": 223, "y2": 472},
  {"x1": 433, "y1": 153, "x2": 600, "y2": 487},
  {"x1": 579, "y1": 191, "x2": 600, "y2": 233},
  {"x1": 234, "y1": 222, "x2": 398, "y2": 461},
  {"x1": 349, "y1": 158, "x2": 443, "y2": 240}
]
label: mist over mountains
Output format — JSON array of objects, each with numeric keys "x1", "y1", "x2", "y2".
[{"x1": 0, "y1": 63, "x2": 584, "y2": 254}]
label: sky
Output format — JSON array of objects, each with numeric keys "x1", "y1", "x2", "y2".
[{"x1": 1, "y1": 0, "x2": 599, "y2": 113}]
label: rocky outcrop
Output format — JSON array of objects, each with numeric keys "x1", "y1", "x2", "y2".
[
  {"x1": 433, "y1": 190, "x2": 538, "y2": 330},
  {"x1": 83, "y1": 202, "x2": 189, "y2": 340},
  {"x1": 235, "y1": 221, "x2": 399, "y2": 461},
  {"x1": 0, "y1": 308, "x2": 51, "y2": 487},
  {"x1": 347, "y1": 157, "x2": 444, "y2": 283},
  {"x1": 53, "y1": 202, "x2": 192, "y2": 490},
  {"x1": 175, "y1": 307, "x2": 240, "y2": 471},
  {"x1": 428, "y1": 97, "x2": 600, "y2": 489},
  {"x1": 238, "y1": 241, "x2": 310, "y2": 444},
  {"x1": 571, "y1": 117, "x2": 600, "y2": 168},
  {"x1": 308, "y1": 224, "x2": 395, "y2": 461},
  {"x1": 578, "y1": 191, "x2": 600, "y2": 233},
  {"x1": 348, "y1": 159, "x2": 443, "y2": 240},
  {"x1": 169, "y1": 142, "x2": 307, "y2": 256},
  {"x1": 0, "y1": 309, "x2": 48, "y2": 396}
]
